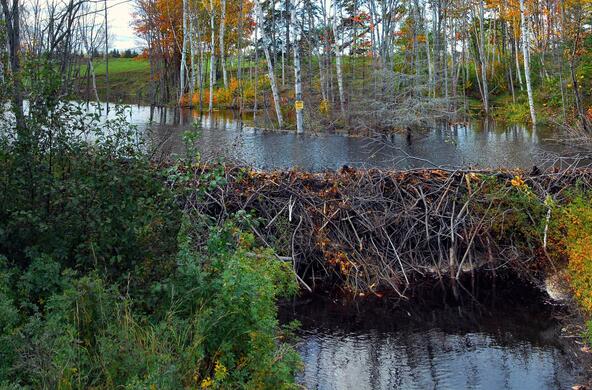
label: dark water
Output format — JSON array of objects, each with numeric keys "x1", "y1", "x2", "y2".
[
  {"x1": 280, "y1": 281, "x2": 580, "y2": 390},
  {"x1": 90, "y1": 103, "x2": 587, "y2": 171}
]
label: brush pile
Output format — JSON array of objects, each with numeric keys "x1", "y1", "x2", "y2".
[{"x1": 180, "y1": 163, "x2": 592, "y2": 296}]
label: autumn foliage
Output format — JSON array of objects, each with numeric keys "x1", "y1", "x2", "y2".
[{"x1": 562, "y1": 196, "x2": 592, "y2": 311}]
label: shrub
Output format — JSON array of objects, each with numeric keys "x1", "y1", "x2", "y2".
[
  {"x1": 562, "y1": 195, "x2": 592, "y2": 311},
  {"x1": 0, "y1": 58, "x2": 301, "y2": 389},
  {"x1": 0, "y1": 102, "x2": 181, "y2": 295},
  {"x1": 3, "y1": 220, "x2": 300, "y2": 389}
]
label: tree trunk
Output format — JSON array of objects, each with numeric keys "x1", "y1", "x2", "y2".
[
  {"x1": 104, "y1": 0, "x2": 109, "y2": 112},
  {"x1": 255, "y1": 0, "x2": 284, "y2": 128},
  {"x1": 477, "y1": 1, "x2": 489, "y2": 113},
  {"x1": 189, "y1": 13, "x2": 196, "y2": 98},
  {"x1": 179, "y1": 0, "x2": 188, "y2": 104},
  {"x1": 1, "y1": 0, "x2": 24, "y2": 133},
  {"x1": 291, "y1": 8, "x2": 303, "y2": 134},
  {"x1": 219, "y1": 0, "x2": 228, "y2": 89},
  {"x1": 513, "y1": 30, "x2": 524, "y2": 91},
  {"x1": 520, "y1": 0, "x2": 537, "y2": 125},
  {"x1": 332, "y1": 0, "x2": 345, "y2": 115},
  {"x1": 209, "y1": 0, "x2": 216, "y2": 112}
]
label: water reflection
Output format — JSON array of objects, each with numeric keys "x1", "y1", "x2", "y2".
[
  {"x1": 281, "y1": 285, "x2": 577, "y2": 390},
  {"x1": 85, "y1": 102, "x2": 585, "y2": 171}
]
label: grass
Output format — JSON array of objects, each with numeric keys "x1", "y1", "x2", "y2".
[
  {"x1": 92, "y1": 57, "x2": 150, "y2": 75},
  {"x1": 80, "y1": 58, "x2": 151, "y2": 103},
  {"x1": 490, "y1": 92, "x2": 551, "y2": 125}
]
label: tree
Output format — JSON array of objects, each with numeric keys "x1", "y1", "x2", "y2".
[
  {"x1": 520, "y1": 0, "x2": 536, "y2": 125},
  {"x1": 180, "y1": 0, "x2": 188, "y2": 103},
  {"x1": 332, "y1": 0, "x2": 345, "y2": 115},
  {"x1": 1, "y1": 0, "x2": 24, "y2": 132},
  {"x1": 292, "y1": 6, "x2": 303, "y2": 133},
  {"x1": 220, "y1": 0, "x2": 228, "y2": 89},
  {"x1": 209, "y1": 0, "x2": 216, "y2": 112},
  {"x1": 255, "y1": 0, "x2": 284, "y2": 128}
]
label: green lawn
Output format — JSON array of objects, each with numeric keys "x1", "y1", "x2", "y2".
[
  {"x1": 80, "y1": 58, "x2": 151, "y2": 103},
  {"x1": 92, "y1": 57, "x2": 150, "y2": 75}
]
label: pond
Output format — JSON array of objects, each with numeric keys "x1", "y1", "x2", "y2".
[
  {"x1": 91, "y1": 103, "x2": 584, "y2": 389},
  {"x1": 92, "y1": 102, "x2": 587, "y2": 171},
  {"x1": 279, "y1": 279, "x2": 580, "y2": 390}
]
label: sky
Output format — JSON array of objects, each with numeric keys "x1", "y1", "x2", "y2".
[{"x1": 108, "y1": 0, "x2": 142, "y2": 51}]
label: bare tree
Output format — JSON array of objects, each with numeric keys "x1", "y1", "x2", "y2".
[
  {"x1": 520, "y1": 0, "x2": 536, "y2": 125},
  {"x1": 208, "y1": 0, "x2": 215, "y2": 112},
  {"x1": 219, "y1": 0, "x2": 228, "y2": 89},
  {"x1": 255, "y1": 0, "x2": 283, "y2": 128},
  {"x1": 1, "y1": 0, "x2": 24, "y2": 132},
  {"x1": 291, "y1": 6, "x2": 303, "y2": 133}
]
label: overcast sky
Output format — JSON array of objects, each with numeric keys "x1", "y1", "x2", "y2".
[{"x1": 108, "y1": 0, "x2": 141, "y2": 50}]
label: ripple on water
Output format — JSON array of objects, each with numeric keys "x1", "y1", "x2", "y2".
[
  {"x1": 283, "y1": 290, "x2": 578, "y2": 390},
  {"x1": 296, "y1": 328, "x2": 574, "y2": 390}
]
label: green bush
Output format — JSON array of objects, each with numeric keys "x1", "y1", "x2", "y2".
[
  {"x1": 0, "y1": 60, "x2": 301, "y2": 388},
  {"x1": 0, "y1": 100, "x2": 181, "y2": 296},
  {"x1": 1, "y1": 221, "x2": 300, "y2": 389}
]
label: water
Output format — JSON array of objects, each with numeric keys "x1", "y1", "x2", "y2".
[
  {"x1": 85, "y1": 103, "x2": 583, "y2": 388},
  {"x1": 90, "y1": 103, "x2": 587, "y2": 171},
  {"x1": 280, "y1": 282, "x2": 580, "y2": 390}
]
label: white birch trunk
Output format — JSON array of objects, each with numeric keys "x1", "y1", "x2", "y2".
[
  {"x1": 219, "y1": 0, "x2": 228, "y2": 88},
  {"x1": 89, "y1": 59, "x2": 100, "y2": 105},
  {"x1": 520, "y1": 0, "x2": 537, "y2": 125},
  {"x1": 179, "y1": 0, "x2": 188, "y2": 104},
  {"x1": 477, "y1": 1, "x2": 489, "y2": 113},
  {"x1": 189, "y1": 13, "x2": 196, "y2": 97},
  {"x1": 281, "y1": 8, "x2": 285, "y2": 87},
  {"x1": 514, "y1": 34, "x2": 524, "y2": 90},
  {"x1": 253, "y1": 22, "x2": 259, "y2": 116},
  {"x1": 291, "y1": 8, "x2": 303, "y2": 133},
  {"x1": 332, "y1": 0, "x2": 345, "y2": 115},
  {"x1": 424, "y1": 5, "x2": 434, "y2": 97},
  {"x1": 209, "y1": 0, "x2": 216, "y2": 112},
  {"x1": 255, "y1": 0, "x2": 284, "y2": 128}
]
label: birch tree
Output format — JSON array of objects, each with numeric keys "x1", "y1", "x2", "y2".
[
  {"x1": 476, "y1": 0, "x2": 489, "y2": 113},
  {"x1": 209, "y1": 0, "x2": 216, "y2": 112},
  {"x1": 332, "y1": 0, "x2": 345, "y2": 115},
  {"x1": 179, "y1": 0, "x2": 188, "y2": 104},
  {"x1": 104, "y1": 0, "x2": 109, "y2": 111},
  {"x1": 520, "y1": 0, "x2": 536, "y2": 125},
  {"x1": 255, "y1": 0, "x2": 284, "y2": 128},
  {"x1": 219, "y1": 0, "x2": 228, "y2": 89},
  {"x1": 292, "y1": 7, "x2": 303, "y2": 133}
]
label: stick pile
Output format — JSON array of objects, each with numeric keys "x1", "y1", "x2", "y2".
[{"x1": 181, "y1": 164, "x2": 592, "y2": 295}]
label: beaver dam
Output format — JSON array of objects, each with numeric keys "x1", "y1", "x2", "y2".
[
  {"x1": 182, "y1": 164, "x2": 591, "y2": 293},
  {"x1": 178, "y1": 163, "x2": 592, "y2": 388}
]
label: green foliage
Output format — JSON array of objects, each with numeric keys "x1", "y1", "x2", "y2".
[
  {"x1": 0, "y1": 64, "x2": 301, "y2": 388},
  {"x1": 0, "y1": 221, "x2": 300, "y2": 389},
  {"x1": 493, "y1": 99, "x2": 532, "y2": 124},
  {"x1": 170, "y1": 218, "x2": 300, "y2": 388},
  {"x1": 556, "y1": 194, "x2": 592, "y2": 311},
  {"x1": 0, "y1": 98, "x2": 181, "y2": 292},
  {"x1": 546, "y1": 192, "x2": 592, "y2": 347},
  {"x1": 472, "y1": 175, "x2": 548, "y2": 255},
  {"x1": 0, "y1": 257, "x2": 19, "y2": 380}
]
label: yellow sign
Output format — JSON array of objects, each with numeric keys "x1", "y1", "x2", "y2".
[{"x1": 295, "y1": 100, "x2": 304, "y2": 111}]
